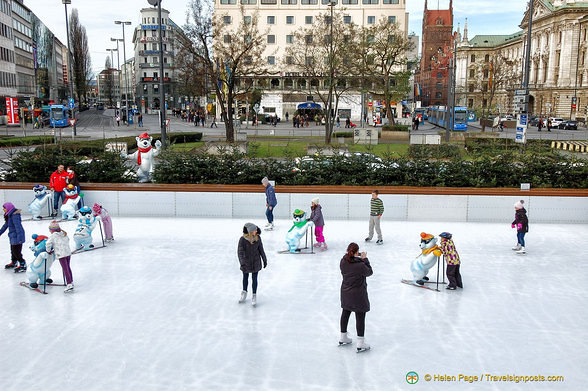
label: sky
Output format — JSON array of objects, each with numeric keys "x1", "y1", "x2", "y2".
[{"x1": 24, "y1": 0, "x2": 531, "y2": 76}]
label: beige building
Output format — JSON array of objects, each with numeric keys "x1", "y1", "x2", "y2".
[
  {"x1": 214, "y1": 0, "x2": 408, "y2": 121},
  {"x1": 455, "y1": 0, "x2": 588, "y2": 121}
]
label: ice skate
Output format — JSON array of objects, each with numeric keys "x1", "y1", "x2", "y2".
[
  {"x1": 320, "y1": 243, "x2": 328, "y2": 251},
  {"x1": 4, "y1": 262, "x2": 16, "y2": 269},
  {"x1": 64, "y1": 284, "x2": 74, "y2": 293},
  {"x1": 46, "y1": 278, "x2": 53, "y2": 284},
  {"x1": 446, "y1": 286, "x2": 456, "y2": 290},
  {"x1": 364, "y1": 237, "x2": 372, "y2": 242},
  {"x1": 339, "y1": 332, "x2": 352, "y2": 346},
  {"x1": 512, "y1": 243, "x2": 522, "y2": 251},
  {"x1": 313, "y1": 242, "x2": 322, "y2": 248},
  {"x1": 264, "y1": 223, "x2": 274, "y2": 231},
  {"x1": 516, "y1": 246, "x2": 526, "y2": 255},
  {"x1": 356, "y1": 337, "x2": 371, "y2": 353},
  {"x1": 14, "y1": 264, "x2": 27, "y2": 273},
  {"x1": 376, "y1": 239, "x2": 383, "y2": 245},
  {"x1": 251, "y1": 294, "x2": 257, "y2": 306},
  {"x1": 30, "y1": 282, "x2": 39, "y2": 289},
  {"x1": 238, "y1": 290, "x2": 247, "y2": 303}
]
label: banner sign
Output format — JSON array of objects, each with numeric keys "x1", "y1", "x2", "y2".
[{"x1": 5, "y1": 97, "x2": 19, "y2": 125}]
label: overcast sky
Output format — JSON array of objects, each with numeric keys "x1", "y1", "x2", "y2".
[{"x1": 24, "y1": 0, "x2": 530, "y2": 76}]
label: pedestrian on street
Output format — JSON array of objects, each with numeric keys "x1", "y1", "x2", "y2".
[
  {"x1": 138, "y1": 112, "x2": 143, "y2": 127},
  {"x1": 537, "y1": 118, "x2": 543, "y2": 132},
  {"x1": 211, "y1": 115, "x2": 217, "y2": 128},
  {"x1": 547, "y1": 119, "x2": 552, "y2": 132}
]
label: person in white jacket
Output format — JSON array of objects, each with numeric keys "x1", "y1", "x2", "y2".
[{"x1": 45, "y1": 221, "x2": 74, "y2": 292}]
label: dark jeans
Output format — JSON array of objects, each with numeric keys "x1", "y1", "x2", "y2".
[
  {"x1": 446, "y1": 264, "x2": 463, "y2": 288},
  {"x1": 53, "y1": 190, "x2": 65, "y2": 210},
  {"x1": 242, "y1": 271, "x2": 258, "y2": 294},
  {"x1": 340, "y1": 309, "x2": 366, "y2": 337},
  {"x1": 517, "y1": 232, "x2": 526, "y2": 247},
  {"x1": 10, "y1": 244, "x2": 25, "y2": 265},
  {"x1": 265, "y1": 206, "x2": 274, "y2": 224}
]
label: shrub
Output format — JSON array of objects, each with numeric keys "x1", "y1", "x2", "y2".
[{"x1": 382, "y1": 124, "x2": 409, "y2": 132}]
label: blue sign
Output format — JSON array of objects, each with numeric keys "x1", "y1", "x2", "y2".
[
  {"x1": 68, "y1": 98, "x2": 75, "y2": 109},
  {"x1": 141, "y1": 25, "x2": 166, "y2": 30}
]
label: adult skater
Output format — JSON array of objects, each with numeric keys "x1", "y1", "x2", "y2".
[
  {"x1": 308, "y1": 198, "x2": 327, "y2": 250},
  {"x1": 1, "y1": 202, "x2": 27, "y2": 273},
  {"x1": 339, "y1": 242, "x2": 373, "y2": 353},
  {"x1": 438, "y1": 232, "x2": 462, "y2": 290},
  {"x1": 512, "y1": 200, "x2": 529, "y2": 254},
  {"x1": 46, "y1": 221, "x2": 74, "y2": 292},
  {"x1": 365, "y1": 190, "x2": 384, "y2": 245},
  {"x1": 238, "y1": 223, "x2": 268, "y2": 306},
  {"x1": 49, "y1": 164, "x2": 69, "y2": 216},
  {"x1": 262, "y1": 177, "x2": 277, "y2": 230}
]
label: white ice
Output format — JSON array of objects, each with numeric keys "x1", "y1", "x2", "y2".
[{"x1": 1, "y1": 217, "x2": 587, "y2": 390}]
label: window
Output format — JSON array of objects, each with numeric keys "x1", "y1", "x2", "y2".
[
  {"x1": 241, "y1": 0, "x2": 256, "y2": 3},
  {"x1": 468, "y1": 85, "x2": 474, "y2": 93},
  {"x1": 282, "y1": 0, "x2": 297, "y2": 4},
  {"x1": 244, "y1": 16, "x2": 252, "y2": 24},
  {"x1": 305, "y1": 57, "x2": 314, "y2": 66},
  {"x1": 469, "y1": 69, "x2": 474, "y2": 77},
  {"x1": 305, "y1": 35, "x2": 313, "y2": 44},
  {"x1": 485, "y1": 54, "x2": 490, "y2": 62},
  {"x1": 363, "y1": 0, "x2": 378, "y2": 3},
  {"x1": 437, "y1": 72, "x2": 443, "y2": 79},
  {"x1": 301, "y1": 0, "x2": 318, "y2": 3},
  {"x1": 223, "y1": 16, "x2": 232, "y2": 24},
  {"x1": 268, "y1": 56, "x2": 275, "y2": 65},
  {"x1": 220, "y1": 0, "x2": 236, "y2": 3},
  {"x1": 224, "y1": 35, "x2": 231, "y2": 43},
  {"x1": 267, "y1": 16, "x2": 275, "y2": 24},
  {"x1": 286, "y1": 16, "x2": 294, "y2": 24},
  {"x1": 436, "y1": 92, "x2": 442, "y2": 98},
  {"x1": 244, "y1": 34, "x2": 252, "y2": 44},
  {"x1": 470, "y1": 54, "x2": 475, "y2": 62},
  {"x1": 305, "y1": 16, "x2": 313, "y2": 24},
  {"x1": 322, "y1": 0, "x2": 337, "y2": 3},
  {"x1": 286, "y1": 56, "x2": 294, "y2": 65},
  {"x1": 367, "y1": 35, "x2": 375, "y2": 43},
  {"x1": 286, "y1": 35, "x2": 294, "y2": 44},
  {"x1": 388, "y1": 16, "x2": 396, "y2": 24},
  {"x1": 261, "y1": 0, "x2": 277, "y2": 3},
  {"x1": 343, "y1": 15, "x2": 351, "y2": 24},
  {"x1": 267, "y1": 35, "x2": 275, "y2": 44},
  {"x1": 383, "y1": 0, "x2": 399, "y2": 3},
  {"x1": 342, "y1": 0, "x2": 358, "y2": 3},
  {"x1": 483, "y1": 69, "x2": 489, "y2": 78},
  {"x1": 367, "y1": 16, "x2": 375, "y2": 24},
  {"x1": 436, "y1": 83, "x2": 443, "y2": 89}
]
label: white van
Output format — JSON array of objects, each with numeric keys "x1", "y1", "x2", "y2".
[{"x1": 549, "y1": 117, "x2": 564, "y2": 127}]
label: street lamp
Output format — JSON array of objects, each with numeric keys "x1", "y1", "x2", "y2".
[
  {"x1": 111, "y1": 38, "x2": 123, "y2": 111},
  {"x1": 106, "y1": 48, "x2": 118, "y2": 106},
  {"x1": 147, "y1": 0, "x2": 166, "y2": 148},
  {"x1": 62, "y1": 0, "x2": 76, "y2": 136},
  {"x1": 114, "y1": 21, "x2": 132, "y2": 125},
  {"x1": 327, "y1": 1, "x2": 336, "y2": 140}
]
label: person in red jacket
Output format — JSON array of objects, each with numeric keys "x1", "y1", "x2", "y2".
[{"x1": 49, "y1": 165, "x2": 69, "y2": 216}]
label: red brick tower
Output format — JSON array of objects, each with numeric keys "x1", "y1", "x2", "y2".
[{"x1": 415, "y1": 0, "x2": 454, "y2": 107}]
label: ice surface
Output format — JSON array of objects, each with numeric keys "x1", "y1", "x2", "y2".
[{"x1": 1, "y1": 217, "x2": 587, "y2": 390}]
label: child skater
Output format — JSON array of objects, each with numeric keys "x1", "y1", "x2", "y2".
[
  {"x1": 92, "y1": 203, "x2": 114, "y2": 242},
  {"x1": 438, "y1": 232, "x2": 462, "y2": 290},
  {"x1": 512, "y1": 200, "x2": 529, "y2": 254},
  {"x1": 308, "y1": 197, "x2": 327, "y2": 250},
  {"x1": 45, "y1": 221, "x2": 74, "y2": 293},
  {"x1": 1, "y1": 202, "x2": 27, "y2": 273},
  {"x1": 238, "y1": 223, "x2": 268, "y2": 306}
]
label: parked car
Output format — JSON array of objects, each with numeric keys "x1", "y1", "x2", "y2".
[
  {"x1": 549, "y1": 117, "x2": 564, "y2": 127},
  {"x1": 528, "y1": 117, "x2": 540, "y2": 127},
  {"x1": 558, "y1": 120, "x2": 578, "y2": 130}
]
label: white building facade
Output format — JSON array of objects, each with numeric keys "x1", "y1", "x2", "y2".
[{"x1": 214, "y1": 0, "x2": 408, "y2": 121}]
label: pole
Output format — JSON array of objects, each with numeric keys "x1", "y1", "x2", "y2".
[
  {"x1": 121, "y1": 24, "x2": 130, "y2": 125},
  {"x1": 571, "y1": 19, "x2": 581, "y2": 121},
  {"x1": 158, "y1": 1, "x2": 167, "y2": 148},
  {"x1": 522, "y1": 0, "x2": 534, "y2": 114},
  {"x1": 63, "y1": 1, "x2": 76, "y2": 136}
]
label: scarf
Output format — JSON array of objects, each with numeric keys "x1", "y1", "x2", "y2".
[
  {"x1": 137, "y1": 145, "x2": 152, "y2": 165},
  {"x1": 422, "y1": 245, "x2": 440, "y2": 255},
  {"x1": 63, "y1": 193, "x2": 79, "y2": 204},
  {"x1": 288, "y1": 220, "x2": 307, "y2": 232}
]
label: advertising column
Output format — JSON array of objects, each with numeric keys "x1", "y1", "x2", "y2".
[{"x1": 5, "y1": 98, "x2": 19, "y2": 126}]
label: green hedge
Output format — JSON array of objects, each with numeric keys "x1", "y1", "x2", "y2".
[
  {"x1": 333, "y1": 131, "x2": 353, "y2": 138},
  {"x1": 382, "y1": 124, "x2": 410, "y2": 132}
]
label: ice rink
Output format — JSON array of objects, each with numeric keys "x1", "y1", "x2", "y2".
[{"x1": 1, "y1": 216, "x2": 586, "y2": 390}]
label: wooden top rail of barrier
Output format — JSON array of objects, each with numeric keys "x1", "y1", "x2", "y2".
[{"x1": 1, "y1": 182, "x2": 587, "y2": 197}]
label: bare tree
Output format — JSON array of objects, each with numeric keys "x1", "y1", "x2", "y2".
[
  {"x1": 359, "y1": 18, "x2": 414, "y2": 125},
  {"x1": 284, "y1": 10, "x2": 359, "y2": 144},
  {"x1": 184, "y1": 1, "x2": 270, "y2": 142},
  {"x1": 69, "y1": 9, "x2": 91, "y2": 104},
  {"x1": 175, "y1": 33, "x2": 208, "y2": 108}
]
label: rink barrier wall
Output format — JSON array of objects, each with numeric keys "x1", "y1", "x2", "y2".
[{"x1": 1, "y1": 183, "x2": 587, "y2": 224}]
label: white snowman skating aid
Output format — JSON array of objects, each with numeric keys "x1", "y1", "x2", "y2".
[
  {"x1": 61, "y1": 184, "x2": 82, "y2": 220},
  {"x1": 121, "y1": 132, "x2": 162, "y2": 182},
  {"x1": 28, "y1": 184, "x2": 52, "y2": 220},
  {"x1": 285, "y1": 209, "x2": 314, "y2": 253},
  {"x1": 73, "y1": 206, "x2": 98, "y2": 251},
  {"x1": 26, "y1": 234, "x2": 55, "y2": 288},
  {"x1": 411, "y1": 232, "x2": 442, "y2": 285}
]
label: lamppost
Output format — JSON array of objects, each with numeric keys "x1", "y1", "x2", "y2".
[
  {"x1": 115, "y1": 20, "x2": 132, "y2": 126},
  {"x1": 111, "y1": 37, "x2": 123, "y2": 110},
  {"x1": 147, "y1": 0, "x2": 166, "y2": 148},
  {"x1": 106, "y1": 48, "x2": 118, "y2": 106},
  {"x1": 62, "y1": 0, "x2": 76, "y2": 136},
  {"x1": 327, "y1": 1, "x2": 336, "y2": 140}
]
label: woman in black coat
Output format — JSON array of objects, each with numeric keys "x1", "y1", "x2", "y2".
[
  {"x1": 339, "y1": 242, "x2": 373, "y2": 352},
  {"x1": 237, "y1": 223, "x2": 267, "y2": 306}
]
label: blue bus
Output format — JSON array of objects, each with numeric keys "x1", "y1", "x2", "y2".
[
  {"x1": 428, "y1": 106, "x2": 468, "y2": 131},
  {"x1": 49, "y1": 105, "x2": 69, "y2": 128}
]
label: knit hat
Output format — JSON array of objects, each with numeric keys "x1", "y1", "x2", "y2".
[
  {"x1": 139, "y1": 132, "x2": 150, "y2": 140},
  {"x1": 514, "y1": 200, "x2": 524, "y2": 209},
  {"x1": 311, "y1": 197, "x2": 319, "y2": 205},
  {"x1": 439, "y1": 232, "x2": 452, "y2": 239},
  {"x1": 2, "y1": 202, "x2": 15, "y2": 214},
  {"x1": 49, "y1": 221, "x2": 61, "y2": 232},
  {"x1": 92, "y1": 203, "x2": 102, "y2": 214},
  {"x1": 420, "y1": 232, "x2": 434, "y2": 241},
  {"x1": 243, "y1": 222, "x2": 258, "y2": 234},
  {"x1": 32, "y1": 234, "x2": 48, "y2": 243},
  {"x1": 261, "y1": 177, "x2": 269, "y2": 184}
]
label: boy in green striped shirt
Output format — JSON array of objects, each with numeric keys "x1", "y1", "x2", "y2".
[{"x1": 365, "y1": 190, "x2": 384, "y2": 245}]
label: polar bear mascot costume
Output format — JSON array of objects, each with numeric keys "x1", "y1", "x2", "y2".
[
  {"x1": 411, "y1": 232, "x2": 442, "y2": 285},
  {"x1": 285, "y1": 209, "x2": 314, "y2": 253},
  {"x1": 28, "y1": 184, "x2": 52, "y2": 220},
  {"x1": 73, "y1": 206, "x2": 98, "y2": 251},
  {"x1": 121, "y1": 132, "x2": 162, "y2": 182},
  {"x1": 61, "y1": 184, "x2": 82, "y2": 220},
  {"x1": 26, "y1": 234, "x2": 56, "y2": 288}
]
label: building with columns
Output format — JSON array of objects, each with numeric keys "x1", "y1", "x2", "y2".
[
  {"x1": 214, "y1": 0, "x2": 409, "y2": 121},
  {"x1": 455, "y1": 0, "x2": 588, "y2": 120}
]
